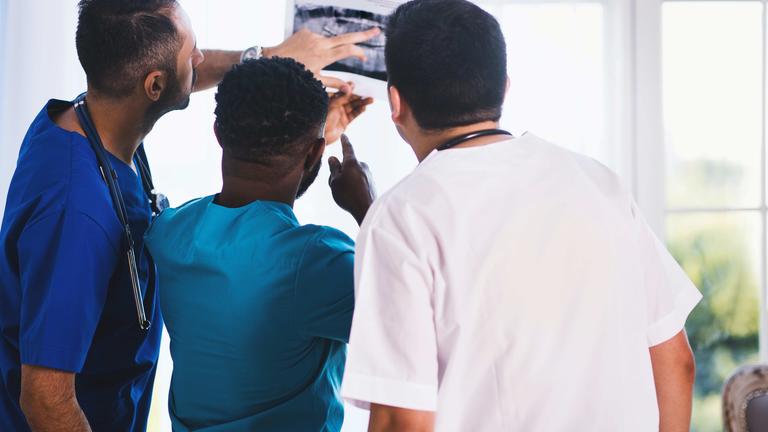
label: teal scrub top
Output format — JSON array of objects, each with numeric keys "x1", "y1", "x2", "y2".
[{"x1": 145, "y1": 196, "x2": 355, "y2": 431}]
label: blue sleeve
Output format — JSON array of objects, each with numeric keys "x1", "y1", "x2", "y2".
[
  {"x1": 17, "y1": 210, "x2": 118, "y2": 372},
  {"x1": 294, "y1": 227, "x2": 355, "y2": 343}
]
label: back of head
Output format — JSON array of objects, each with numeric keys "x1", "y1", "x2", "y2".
[
  {"x1": 214, "y1": 58, "x2": 329, "y2": 170},
  {"x1": 385, "y1": 0, "x2": 507, "y2": 130},
  {"x1": 76, "y1": 0, "x2": 181, "y2": 98}
]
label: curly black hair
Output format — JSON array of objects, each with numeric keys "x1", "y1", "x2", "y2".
[{"x1": 214, "y1": 58, "x2": 329, "y2": 165}]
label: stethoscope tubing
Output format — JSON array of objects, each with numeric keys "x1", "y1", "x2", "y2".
[{"x1": 73, "y1": 93, "x2": 151, "y2": 331}]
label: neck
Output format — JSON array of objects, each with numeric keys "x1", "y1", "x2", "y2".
[
  {"x1": 411, "y1": 121, "x2": 506, "y2": 162},
  {"x1": 216, "y1": 156, "x2": 300, "y2": 208},
  {"x1": 86, "y1": 91, "x2": 150, "y2": 166}
]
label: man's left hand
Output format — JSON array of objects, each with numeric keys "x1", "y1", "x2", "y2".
[{"x1": 324, "y1": 86, "x2": 373, "y2": 145}]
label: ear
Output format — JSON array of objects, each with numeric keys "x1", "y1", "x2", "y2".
[
  {"x1": 389, "y1": 85, "x2": 405, "y2": 127},
  {"x1": 144, "y1": 70, "x2": 168, "y2": 102},
  {"x1": 305, "y1": 137, "x2": 326, "y2": 169},
  {"x1": 505, "y1": 76, "x2": 511, "y2": 96}
]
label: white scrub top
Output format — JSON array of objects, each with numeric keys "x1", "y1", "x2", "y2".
[{"x1": 342, "y1": 133, "x2": 701, "y2": 432}]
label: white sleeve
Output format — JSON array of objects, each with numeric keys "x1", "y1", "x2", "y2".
[
  {"x1": 634, "y1": 202, "x2": 702, "y2": 347},
  {"x1": 342, "y1": 202, "x2": 439, "y2": 412}
]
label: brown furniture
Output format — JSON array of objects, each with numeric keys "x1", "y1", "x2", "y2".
[{"x1": 723, "y1": 364, "x2": 768, "y2": 432}]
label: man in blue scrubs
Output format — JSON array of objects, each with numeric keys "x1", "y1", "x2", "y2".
[
  {"x1": 144, "y1": 58, "x2": 375, "y2": 431},
  {"x1": 0, "y1": 1, "x2": 376, "y2": 431}
]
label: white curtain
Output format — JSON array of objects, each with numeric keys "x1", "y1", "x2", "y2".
[{"x1": 0, "y1": 1, "x2": 643, "y2": 431}]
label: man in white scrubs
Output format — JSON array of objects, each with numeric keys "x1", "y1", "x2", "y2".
[{"x1": 341, "y1": 1, "x2": 701, "y2": 431}]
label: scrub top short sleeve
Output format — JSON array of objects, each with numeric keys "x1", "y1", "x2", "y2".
[
  {"x1": 17, "y1": 209, "x2": 118, "y2": 372},
  {"x1": 294, "y1": 227, "x2": 356, "y2": 343},
  {"x1": 633, "y1": 202, "x2": 702, "y2": 347},
  {"x1": 342, "y1": 201, "x2": 439, "y2": 412}
]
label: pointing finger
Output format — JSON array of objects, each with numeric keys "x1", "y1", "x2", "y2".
[
  {"x1": 341, "y1": 135, "x2": 356, "y2": 161},
  {"x1": 328, "y1": 156, "x2": 342, "y2": 178},
  {"x1": 330, "y1": 27, "x2": 381, "y2": 47}
]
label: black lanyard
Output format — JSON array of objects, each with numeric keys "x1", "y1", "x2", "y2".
[
  {"x1": 436, "y1": 129, "x2": 514, "y2": 151},
  {"x1": 73, "y1": 93, "x2": 162, "y2": 331}
]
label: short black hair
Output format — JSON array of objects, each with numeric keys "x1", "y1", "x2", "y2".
[
  {"x1": 76, "y1": 0, "x2": 181, "y2": 98},
  {"x1": 385, "y1": 0, "x2": 507, "y2": 130},
  {"x1": 214, "y1": 58, "x2": 329, "y2": 166}
]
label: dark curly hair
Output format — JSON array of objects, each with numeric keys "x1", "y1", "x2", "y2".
[
  {"x1": 214, "y1": 58, "x2": 329, "y2": 166},
  {"x1": 76, "y1": 0, "x2": 181, "y2": 98}
]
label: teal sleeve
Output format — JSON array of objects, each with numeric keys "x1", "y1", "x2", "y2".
[{"x1": 294, "y1": 227, "x2": 355, "y2": 343}]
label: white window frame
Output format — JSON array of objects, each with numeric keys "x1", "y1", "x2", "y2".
[{"x1": 635, "y1": 0, "x2": 768, "y2": 361}]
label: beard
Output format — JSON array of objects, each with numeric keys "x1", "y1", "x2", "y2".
[
  {"x1": 143, "y1": 68, "x2": 195, "y2": 132},
  {"x1": 296, "y1": 158, "x2": 322, "y2": 199}
]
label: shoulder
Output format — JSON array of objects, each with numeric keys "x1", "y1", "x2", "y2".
[
  {"x1": 526, "y1": 133, "x2": 632, "y2": 211},
  {"x1": 298, "y1": 225, "x2": 355, "y2": 256},
  {"x1": 9, "y1": 103, "x2": 118, "y2": 234},
  {"x1": 145, "y1": 196, "x2": 210, "y2": 240},
  {"x1": 293, "y1": 225, "x2": 355, "y2": 290},
  {"x1": 358, "y1": 174, "x2": 437, "y2": 240}
]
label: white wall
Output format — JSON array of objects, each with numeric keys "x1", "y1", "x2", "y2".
[{"x1": 0, "y1": 0, "x2": 86, "y2": 219}]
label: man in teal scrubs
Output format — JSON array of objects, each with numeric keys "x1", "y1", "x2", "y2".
[{"x1": 145, "y1": 57, "x2": 375, "y2": 431}]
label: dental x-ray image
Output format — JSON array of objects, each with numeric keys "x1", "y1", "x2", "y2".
[{"x1": 293, "y1": 3, "x2": 389, "y2": 81}]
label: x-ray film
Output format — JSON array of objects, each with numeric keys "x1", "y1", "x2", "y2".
[{"x1": 286, "y1": 0, "x2": 406, "y2": 99}]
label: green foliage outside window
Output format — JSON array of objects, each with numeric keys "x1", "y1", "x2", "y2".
[{"x1": 668, "y1": 216, "x2": 760, "y2": 432}]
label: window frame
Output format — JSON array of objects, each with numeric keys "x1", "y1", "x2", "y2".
[{"x1": 640, "y1": 0, "x2": 768, "y2": 361}]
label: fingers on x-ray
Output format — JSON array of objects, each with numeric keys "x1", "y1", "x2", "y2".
[{"x1": 294, "y1": 3, "x2": 389, "y2": 81}]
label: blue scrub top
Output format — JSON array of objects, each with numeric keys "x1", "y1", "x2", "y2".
[
  {"x1": 0, "y1": 99, "x2": 162, "y2": 432},
  {"x1": 145, "y1": 196, "x2": 354, "y2": 432}
]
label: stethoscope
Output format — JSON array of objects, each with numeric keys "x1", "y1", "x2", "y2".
[
  {"x1": 73, "y1": 93, "x2": 167, "y2": 331},
  {"x1": 436, "y1": 129, "x2": 514, "y2": 151}
]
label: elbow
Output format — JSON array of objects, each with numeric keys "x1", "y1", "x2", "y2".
[
  {"x1": 19, "y1": 383, "x2": 74, "y2": 422},
  {"x1": 19, "y1": 387, "x2": 39, "y2": 420},
  {"x1": 683, "y1": 349, "x2": 696, "y2": 386}
]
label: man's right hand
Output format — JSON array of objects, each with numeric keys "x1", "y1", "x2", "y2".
[
  {"x1": 328, "y1": 135, "x2": 376, "y2": 226},
  {"x1": 264, "y1": 27, "x2": 381, "y2": 92}
]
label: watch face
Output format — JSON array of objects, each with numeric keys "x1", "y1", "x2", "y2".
[{"x1": 243, "y1": 47, "x2": 262, "y2": 61}]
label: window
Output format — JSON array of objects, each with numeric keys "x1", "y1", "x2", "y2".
[{"x1": 662, "y1": 1, "x2": 766, "y2": 430}]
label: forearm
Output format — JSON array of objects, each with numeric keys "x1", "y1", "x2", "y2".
[
  {"x1": 368, "y1": 404, "x2": 435, "y2": 432},
  {"x1": 655, "y1": 372, "x2": 694, "y2": 432},
  {"x1": 20, "y1": 365, "x2": 91, "y2": 432},
  {"x1": 650, "y1": 331, "x2": 696, "y2": 432},
  {"x1": 21, "y1": 395, "x2": 91, "y2": 432},
  {"x1": 194, "y1": 49, "x2": 243, "y2": 92}
]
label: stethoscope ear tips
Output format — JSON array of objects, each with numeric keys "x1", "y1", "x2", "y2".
[{"x1": 140, "y1": 321, "x2": 151, "y2": 331}]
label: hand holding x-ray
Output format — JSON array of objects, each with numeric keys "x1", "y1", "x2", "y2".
[
  {"x1": 266, "y1": 26, "x2": 381, "y2": 92},
  {"x1": 323, "y1": 84, "x2": 374, "y2": 145}
]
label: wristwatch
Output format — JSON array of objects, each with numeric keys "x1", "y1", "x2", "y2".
[{"x1": 240, "y1": 46, "x2": 263, "y2": 63}]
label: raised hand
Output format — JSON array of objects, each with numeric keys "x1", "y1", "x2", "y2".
[
  {"x1": 265, "y1": 27, "x2": 381, "y2": 92},
  {"x1": 324, "y1": 86, "x2": 373, "y2": 145},
  {"x1": 328, "y1": 135, "x2": 376, "y2": 225}
]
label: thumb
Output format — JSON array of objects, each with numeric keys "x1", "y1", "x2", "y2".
[{"x1": 319, "y1": 75, "x2": 351, "y2": 94}]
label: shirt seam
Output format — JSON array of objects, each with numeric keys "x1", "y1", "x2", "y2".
[
  {"x1": 19, "y1": 208, "x2": 120, "y2": 256},
  {"x1": 259, "y1": 201, "x2": 300, "y2": 228},
  {"x1": 19, "y1": 341, "x2": 84, "y2": 373},
  {"x1": 17, "y1": 130, "x2": 77, "y2": 229}
]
